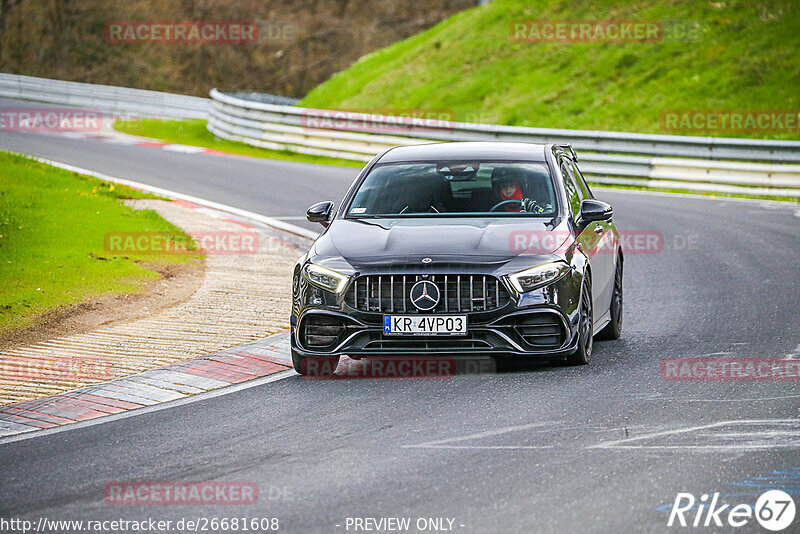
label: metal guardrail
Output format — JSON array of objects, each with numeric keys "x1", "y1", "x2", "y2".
[
  {"x1": 0, "y1": 73, "x2": 209, "y2": 119},
  {"x1": 209, "y1": 89, "x2": 800, "y2": 197},
  {"x1": 1, "y1": 75, "x2": 797, "y2": 197},
  {"x1": 226, "y1": 91, "x2": 300, "y2": 107}
]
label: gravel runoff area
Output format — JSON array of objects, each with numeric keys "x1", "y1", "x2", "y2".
[{"x1": 0, "y1": 199, "x2": 304, "y2": 406}]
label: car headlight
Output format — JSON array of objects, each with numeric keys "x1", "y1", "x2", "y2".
[
  {"x1": 506, "y1": 261, "x2": 570, "y2": 293},
  {"x1": 303, "y1": 263, "x2": 350, "y2": 294}
]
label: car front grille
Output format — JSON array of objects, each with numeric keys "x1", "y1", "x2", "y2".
[{"x1": 346, "y1": 274, "x2": 510, "y2": 314}]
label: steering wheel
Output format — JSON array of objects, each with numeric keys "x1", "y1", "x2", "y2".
[{"x1": 490, "y1": 199, "x2": 522, "y2": 212}]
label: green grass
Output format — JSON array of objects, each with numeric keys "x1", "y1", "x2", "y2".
[
  {"x1": 589, "y1": 182, "x2": 799, "y2": 203},
  {"x1": 300, "y1": 0, "x2": 800, "y2": 140},
  {"x1": 0, "y1": 151, "x2": 202, "y2": 336},
  {"x1": 114, "y1": 119, "x2": 363, "y2": 168}
]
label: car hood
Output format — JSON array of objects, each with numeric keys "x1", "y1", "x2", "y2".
[{"x1": 312, "y1": 217, "x2": 570, "y2": 269}]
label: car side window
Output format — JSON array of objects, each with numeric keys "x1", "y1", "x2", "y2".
[
  {"x1": 560, "y1": 162, "x2": 582, "y2": 217},
  {"x1": 571, "y1": 161, "x2": 593, "y2": 199}
]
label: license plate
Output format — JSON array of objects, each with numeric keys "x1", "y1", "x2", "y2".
[{"x1": 383, "y1": 315, "x2": 467, "y2": 336}]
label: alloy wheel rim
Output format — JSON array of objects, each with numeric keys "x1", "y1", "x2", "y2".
[
  {"x1": 612, "y1": 263, "x2": 622, "y2": 325},
  {"x1": 581, "y1": 284, "x2": 593, "y2": 356}
]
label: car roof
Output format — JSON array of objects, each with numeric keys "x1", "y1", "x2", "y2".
[{"x1": 377, "y1": 142, "x2": 549, "y2": 163}]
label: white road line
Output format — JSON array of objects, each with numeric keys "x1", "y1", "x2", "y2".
[
  {"x1": 161, "y1": 144, "x2": 208, "y2": 153},
  {"x1": 589, "y1": 419, "x2": 800, "y2": 450},
  {"x1": 589, "y1": 445, "x2": 800, "y2": 451},
  {"x1": 656, "y1": 394, "x2": 800, "y2": 403},
  {"x1": 404, "y1": 420, "x2": 800, "y2": 452},
  {"x1": 710, "y1": 430, "x2": 800, "y2": 438},
  {"x1": 0, "y1": 369, "x2": 297, "y2": 445},
  {"x1": 406, "y1": 445, "x2": 556, "y2": 450},
  {"x1": 402, "y1": 421, "x2": 558, "y2": 449}
]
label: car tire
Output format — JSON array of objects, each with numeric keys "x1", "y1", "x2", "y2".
[
  {"x1": 566, "y1": 276, "x2": 593, "y2": 366},
  {"x1": 292, "y1": 350, "x2": 340, "y2": 377},
  {"x1": 596, "y1": 260, "x2": 623, "y2": 341}
]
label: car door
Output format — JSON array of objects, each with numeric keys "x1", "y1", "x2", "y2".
[{"x1": 560, "y1": 159, "x2": 614, "y2": 323}]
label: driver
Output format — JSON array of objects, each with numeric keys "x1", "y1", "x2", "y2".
[{"x1": 491, "y1": 168, "x2": 523, "y2": 212}]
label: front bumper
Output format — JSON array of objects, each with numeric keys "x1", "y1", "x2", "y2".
[
  {"x1": 291, "y1": 265, "x2": 585, "y2": 359},
  {"x1": 291, "y1": 307, "x2": 580, "y2": 359}
]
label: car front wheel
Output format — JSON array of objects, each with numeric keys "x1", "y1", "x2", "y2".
[{"x1": 566, "y1": 276, "x2": 593, "y2": 366}]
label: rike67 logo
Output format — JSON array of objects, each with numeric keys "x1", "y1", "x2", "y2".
[{"x1": 668, "y1": 490, "x2": 796, "y2": 531}]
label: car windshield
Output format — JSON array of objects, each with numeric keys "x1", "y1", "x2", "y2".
[{"x1": 347, "y1": 161, "x2": 557, "y2": 217}]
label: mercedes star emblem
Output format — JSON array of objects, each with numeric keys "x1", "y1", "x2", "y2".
[{"x1": 409, "y1": 280, "x2": 440, "y2": 311}]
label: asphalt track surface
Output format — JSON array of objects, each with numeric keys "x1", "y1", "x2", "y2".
[{"x1": 1, "y1": 102, "x2": 800, "y2": 533}]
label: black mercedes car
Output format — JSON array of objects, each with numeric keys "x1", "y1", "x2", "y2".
[{"x1": 290, "y1": 142, "x2": 623, "y2": 375}]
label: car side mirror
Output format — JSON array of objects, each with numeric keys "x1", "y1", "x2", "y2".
[
  {"x1": 579, "y1": 199, "x2": 613, "y2": 223},
  {"x1": 307, "y1": 201, "x2": 335, "y2": 227}
]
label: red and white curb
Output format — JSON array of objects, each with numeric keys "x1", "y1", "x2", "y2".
[
  {"x1": 0, "y1": 155, "x2": 319, "y2": 441},
  {"x1": 0, "y1": 333, "x2": 294, "y2": 438},
  {"x1": 57, "y1": 131, "x2": 239, "y2": 157}
]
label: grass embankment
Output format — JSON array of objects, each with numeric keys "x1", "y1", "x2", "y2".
[
  {"x1": 114, "y1": 119, "x2": 363, "y2": 168},
  {"x1": 0, "y1": 151, "x2": 201, "y2": 336},
  {"x1": 300, "y1": 0, "x2": 800, "y2": 141},
  {"x1": 112, "y1": 0, "x2": 799, "y2": 203}
]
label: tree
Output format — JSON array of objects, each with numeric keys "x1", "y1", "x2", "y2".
[{"x1": 0, "y1": 0, "x2": 24, "y2": 61}]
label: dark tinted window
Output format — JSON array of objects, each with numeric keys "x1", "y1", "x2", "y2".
[{"x1": 348, "y1": 161, "x2": 556, "y2": 217}]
